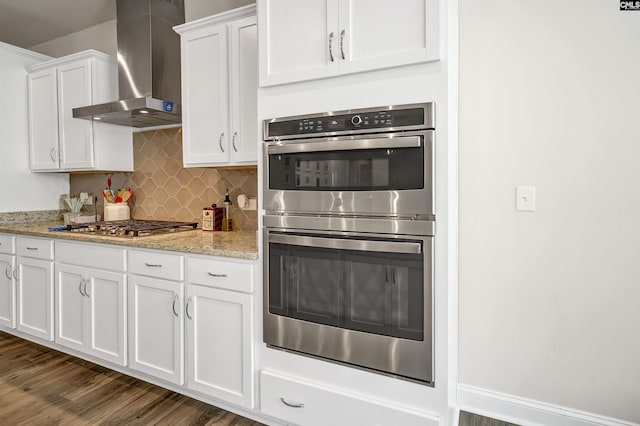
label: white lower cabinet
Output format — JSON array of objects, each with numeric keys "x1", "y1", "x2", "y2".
[
  {"x1": 16, "y1": 237, "x2": 54, "y2": 341},
  {"x1": 0, "y1": 234, "x2": 17, "y2": 329},
  {"x1": 55, "y1": 265, "x2": 127, "y2": 365},
  {"x1": 127, "y1": 249, "x2": 255, "y2": 408},
  {"x1": 55, "y1": 241, "x2": 127, "y2": 365},
  {"x1": 260, "y1": 371, "x2": 440, "y2": 426},
  {"x1": 186, "y1": 283, "x2": 253, "y2": 408},
  {"x1": 128, "y1": 274, "x2": 185, "y2": 385},
  {"x1": 2, "y1": 235, "x2": 263, "y2": 420}
]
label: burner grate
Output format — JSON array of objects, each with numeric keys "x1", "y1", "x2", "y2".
[{"x1": 65, "y1": 219, "x2": 199, "y2": 237}]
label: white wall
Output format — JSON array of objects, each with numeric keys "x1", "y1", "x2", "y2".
[
  {"x1": 29, "y1": 20, "x2": 117, "y2": 57},
  {"x1": 186, "y1": 0, "x2": 254, "y2": 21},
  {"x1": 27, "y1": 1, "x2": 256, "y2": 57},
  {"x1": 0, "y1": 42, "x2": 69, "y2": 212},
  {"x1": 459, "y1": 1, "x2": 640, "y2": 423}
]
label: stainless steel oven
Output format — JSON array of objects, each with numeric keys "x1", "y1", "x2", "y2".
[
  {"x1": 262, "y1": 103, "x2": 435, "y2": 384},
  {"x1": 263, "y1": 103, "x2": 434, "y2": 222}
]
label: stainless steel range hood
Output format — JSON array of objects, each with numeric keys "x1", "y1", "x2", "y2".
[{"x1": 73, "y1": 0, "x2": 184, "y2": 128}]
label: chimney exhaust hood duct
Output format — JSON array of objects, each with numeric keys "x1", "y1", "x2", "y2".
[{"x1": 73, "y1": 0, "x2": 184, "y2": 128}]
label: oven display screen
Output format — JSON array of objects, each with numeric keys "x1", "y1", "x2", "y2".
[{"x1": 327, "y1": 118, "x2": 345, "y2": 130}]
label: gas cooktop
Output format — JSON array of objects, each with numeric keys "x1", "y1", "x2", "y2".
[{"x1": 62, "y1": 219, "x2": 199, "y2": 238}]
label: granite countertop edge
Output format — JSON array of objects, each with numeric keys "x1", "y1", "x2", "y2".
[{"x1": 0, "y1": 221, "x2": 259, "y2": 261}]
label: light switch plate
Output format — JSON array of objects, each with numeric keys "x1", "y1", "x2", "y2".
[{"x1": 516, "y1": 186, "x2": 535, "y2": 212}]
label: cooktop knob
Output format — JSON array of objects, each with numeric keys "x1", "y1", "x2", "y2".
[{"x1": 351, "y1": 115, "x2": 362, "y2": 126}]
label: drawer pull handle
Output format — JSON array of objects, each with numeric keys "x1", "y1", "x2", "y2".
[
  {"x1": 4, "y1": 267, "x2": 11, "y2": 280},
  {"x1": 340, "y1": 29, "x2": 346, "y2": 60},
  {"x1": 185, "y1": 296, "x2": 193, "y2": 320},
  {"x1": 207, "y1": 272, "x2": 227, "y2": 278},
  {"x1": 79, "y1": 279, "x2": 86, "y2": 296},
  {"x1": 84, "y1": 280, "x2": 90, "y2": 298},
  {"x1": 145, "y1": 263, "x2": 162, "y2": 268},
  {"x1": 280, "y1": 397, "x2": 304, "y2": 408},
  {"x1": 26, "y1": 247, "x2": 38, "y2": 251},
  {"x1": 172, "y1": 294, "x2": 179, "y2": 317},
  {"x1": 13, "y1": 269, "x2": 18, "y2": 281}
]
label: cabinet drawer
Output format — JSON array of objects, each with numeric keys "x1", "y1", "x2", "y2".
[
  {"x1": 56, "y1": 240, "x2": 126, "y2": 271},
  {"x1": 0, "y1": 234, "x2": 16, "y2": 255},
  {"x1": 129, "y1": 250, "x2": 184, "y2": 281},
  {"x1": 17, "y1": 237, "x2": 54, "y2": 260},
  {"x1": 187, "y1": 256, "x2": 254, "y2": 293},
  {"x1": 260, "y1": 371, "x2": 439, "y2": 426}
]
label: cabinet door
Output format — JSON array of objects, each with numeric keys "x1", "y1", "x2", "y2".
[
  {"x1": 337, "y1": 0, "x2": 439, "y2": 75},
  {"x1": 17, "y1": 257, "x2": 54, "y2": 341},
  {"x1": 0, "y1": 254, "x2": 16, "y2": 329},
  {"x1": 259, "y1": 0, "x2": 339, "y2": 86},
  {"x1": 87, "y1": 269, "x2": 127, "y2": 366},
  {"x1": 28, "y1": 68, "x2": 60, "y2": 170},
  {"x1": 129, "y1": 275, "x2": 184, "y2": 384},
  {"x1": 57, "y1": 59, "x2": 95, "y2": 169},
  {"x1": 229, "y1": 16, "x2": 258, "y2": 164},
  {"x1": 181, "y1": 23, "x2": 230, "y2": 166},
  {"x1": 55, "y1": 264, "x2": 86, "y2": 352},
  {"x1": 187, "y1": 285, "x2": 253, "y2": 408}
]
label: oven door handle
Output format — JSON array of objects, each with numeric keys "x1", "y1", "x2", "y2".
[
  {"x1": 269, "y1": 233, "x2": 422, "y2": 254},
  {"x1": 266, "y1": 136, "x2": 421, "y2": 154}
]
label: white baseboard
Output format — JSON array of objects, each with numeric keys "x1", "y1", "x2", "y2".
[{"x1": 457, "y1": 384, "x2": 638, "y2": 426}]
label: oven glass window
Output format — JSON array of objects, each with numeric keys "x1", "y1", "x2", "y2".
[
  {"x1": 268, "y1": 145, "x2": 424, "y2": 191},
  {"x1": 268, "y1": 238, "x2": 424, "y2": 341}
]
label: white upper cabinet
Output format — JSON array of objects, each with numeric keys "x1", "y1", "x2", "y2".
[
  {"x1": 57, "y1": 59, "x2": 94, "y2": 169},
  {"x1": 259, "y1": 0, "x2": 440, "y2": 86},
  {"x1": 229, "y1": 16, "x2": 259, "y2": 163},
  {"x1": 27, "y1": 50, "x2": 133, "y2": 172},
  {"x1": 175, "y1": 5, "x2": 258, "y2": 167},
  {"x1": 179, "y1": 22, "x2": 230, "y2": 165},
  {"x1": 27, "y1": 68, "x2": 59, "y2": 169}
]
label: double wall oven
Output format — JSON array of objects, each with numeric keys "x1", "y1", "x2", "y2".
[{"x1": 262, "y1": 103, "x2": 435, "y2": 384}]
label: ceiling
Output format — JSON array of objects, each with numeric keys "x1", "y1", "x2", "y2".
[{"x1": 0, "y1": 0, "x2": 115, "y2": 49}]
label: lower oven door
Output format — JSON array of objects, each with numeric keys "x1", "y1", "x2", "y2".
[{"x1": 263, "y1": 228, "x2": 433, "y2": 384}]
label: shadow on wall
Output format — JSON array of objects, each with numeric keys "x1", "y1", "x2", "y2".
[{"x1": 70, "y1": 128, "x2": 258, "y2": 231}]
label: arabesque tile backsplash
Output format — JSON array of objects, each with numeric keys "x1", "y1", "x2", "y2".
[{"x1": 70, "y1": 128, "x2": 258, "y2": 231}]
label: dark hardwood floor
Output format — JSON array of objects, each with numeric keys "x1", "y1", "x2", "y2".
[
  {"x1": 0, "y1": 332, "x2": 264, "y2": 425},
  {"x1": 0, "y1": 331, "x2": 524, "y2": 426}
]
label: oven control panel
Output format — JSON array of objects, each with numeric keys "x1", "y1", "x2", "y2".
[{"x1": 264, "y1": 103, "x2": 434, "y2": 140}]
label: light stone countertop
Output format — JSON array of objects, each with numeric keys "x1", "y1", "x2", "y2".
[{"x1": 0, "y1": 221, "x2": 258, "y2": 260}]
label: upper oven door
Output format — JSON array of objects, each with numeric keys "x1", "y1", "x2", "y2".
[{"x1": 263, "y1": 130, "x2": 434, "y2": 218}]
